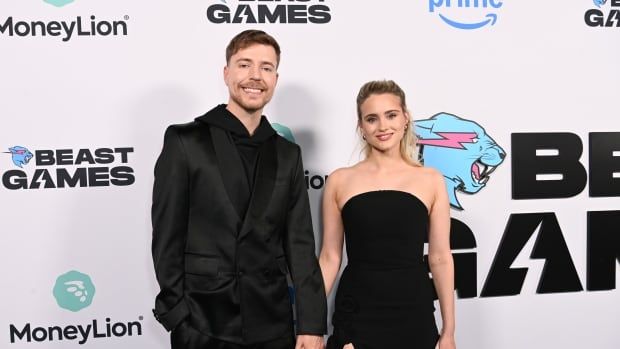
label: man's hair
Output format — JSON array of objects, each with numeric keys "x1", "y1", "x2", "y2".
[{"x1": 226, "y1": 30, "x2": 281, "y2": 67}]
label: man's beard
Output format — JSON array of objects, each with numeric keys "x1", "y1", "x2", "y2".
[{"x1": 232, "y1": 94, "x2": 269, "y2": 115}]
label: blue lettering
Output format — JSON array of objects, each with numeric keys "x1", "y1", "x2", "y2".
[{"x1": 430, "y1": 0, "x2": 503, "y2": 11}]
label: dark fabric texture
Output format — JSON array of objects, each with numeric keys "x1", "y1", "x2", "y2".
[
  {"x1": 171, "y1": 321, "x2": 295, "y2": 349},
  {"x1": 327, "y1": 190, "x2": 439, "y2": 349},
  {"x1": 201, "y1": 104, "x2": 276, "y2": 209},
  {"x1": 151, "y1": 105, "x2": 327, "y2": 346}
]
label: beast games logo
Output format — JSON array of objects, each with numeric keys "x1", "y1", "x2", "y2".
[
  {"x1": 2, "y1": 145, "x2": 135, "y2": 190},
  {"x1": 206, "y1": 0, "x2": 331, "y2": 24}
]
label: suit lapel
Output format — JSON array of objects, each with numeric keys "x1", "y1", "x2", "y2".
[
  {"x1": 238, "y1": 136, "x2": 277, "y2": 240},
  {"x1": 209, "y1": 126, "x2": 250, "y2": 223}
]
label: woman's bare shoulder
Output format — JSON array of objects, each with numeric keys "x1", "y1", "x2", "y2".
[
  {"x1": 410, "y1": 165, "x2": 444, "y2": 182},
  {"x1": 328, "y1": 162, "x2": 366, "y2": 183}
]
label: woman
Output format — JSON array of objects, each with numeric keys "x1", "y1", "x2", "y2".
[{"x1": 319, "y1": 80, "x2": 456, "y2": 349}]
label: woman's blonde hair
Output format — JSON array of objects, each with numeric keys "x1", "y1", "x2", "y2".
[{"x1": 356, "y1": 80, "x2": 421, "y2": 166}]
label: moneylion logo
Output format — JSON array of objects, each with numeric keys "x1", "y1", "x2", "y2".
[
  {"x1": 270, "y1": 122, "x2": 328, "y2": 190},
  {"x1": 206, "y1": 0, "x2": 331, "y2": 24},
  {"x1": 8, "y1": 270, "x2": 145, "y2": 345},
  {"x1": 272, "y1": 123, "x2": 296, "y2": 143},
  {"x1": 429, "y1": 0, "x2": 503, "y2": 30},
  {"x1": 0, "y1": 14, "x2": 129, "y2": 41},
  {"x1": 53, "y1": 270, "x2": 96, "y2": 312},
  {"x1": 44, "y1": 0, "x2": 74, "y2": 7}
]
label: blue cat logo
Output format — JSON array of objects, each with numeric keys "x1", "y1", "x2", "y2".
[
  {"x1": 593, "y1": 0, "x2": 607, "y2": 7},
  {"x1": 4, "y1": 146, "x2": 34, "y2": 168},
  {"x1": 415, "y1": 113, "x2": 506, "y2": 210}
]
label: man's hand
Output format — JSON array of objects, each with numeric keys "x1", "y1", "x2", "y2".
[{"x1": 295, "y1": 334, "x2": 325, "y2": 349}]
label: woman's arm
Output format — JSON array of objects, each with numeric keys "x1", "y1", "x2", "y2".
[
  {"x1": 318, "y1": 169, "x2": 345, "y2": 296},
  {"x1": 427, "y1": 169, "x2": 456, "y2": 348}
]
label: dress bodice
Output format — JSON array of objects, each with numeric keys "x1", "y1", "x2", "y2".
[{"x1": 341, "y1": 190, "x2": 429, "y2": 269}]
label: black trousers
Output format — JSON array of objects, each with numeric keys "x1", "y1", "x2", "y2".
[{"x1": 171, "y1": 322, "x2": 295, "y2": 349}]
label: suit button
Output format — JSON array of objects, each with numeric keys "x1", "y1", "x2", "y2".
[
  {"x1": 263, "y1": 269, "x2": 271, "y2": 277},
  {"x1": 237, "y1": 271, "x2": 244, "y2": 276}
]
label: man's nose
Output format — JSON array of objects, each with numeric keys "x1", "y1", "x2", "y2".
[{"x1": 249, "y1": 66, "x2": 261, "y2": 80}]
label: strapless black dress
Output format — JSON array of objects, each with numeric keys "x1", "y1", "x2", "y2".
[{"x1": 327, "y1": 190, "x2": 439, "y2": 349}]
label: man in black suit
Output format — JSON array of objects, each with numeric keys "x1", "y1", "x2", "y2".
[{"x1": 151, "y1": 30, "x2": 327, "y2": 349}]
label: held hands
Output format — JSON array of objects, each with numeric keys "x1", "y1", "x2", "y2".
[
  {"x1": 295, "y1": 334, "x2": 325, "y2": 349},
  {"x1": 436, "y1": 333, "x2": 456, "y2": 349}
]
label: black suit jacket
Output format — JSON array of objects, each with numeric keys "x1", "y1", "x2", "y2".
[{"x1": 151, "y1": 114, "x2": 327, "y2": 344}]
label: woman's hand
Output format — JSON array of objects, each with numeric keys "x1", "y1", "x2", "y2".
[{"x1": 436, "y1": 333, "x2": 456, "y2": 349}]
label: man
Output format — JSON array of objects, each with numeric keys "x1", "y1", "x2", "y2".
[{"x1": 151, "y1": 30, "x2": 327, "y2": 349}]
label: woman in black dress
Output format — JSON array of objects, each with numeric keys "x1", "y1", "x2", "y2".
[{"x1": 319, "y1": 80, "x2": 456, "y2": 349}]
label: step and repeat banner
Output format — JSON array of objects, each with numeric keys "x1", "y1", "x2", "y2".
[{"x1": 1, "y1": 0, "x2": 619, "y2": 348}]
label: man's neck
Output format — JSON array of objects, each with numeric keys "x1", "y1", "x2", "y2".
[{"x1": 226, "y1": 102, "x2": 262, "y2": 136}]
